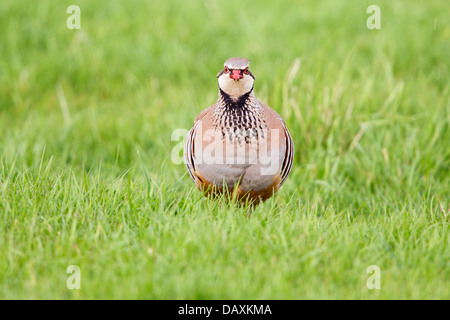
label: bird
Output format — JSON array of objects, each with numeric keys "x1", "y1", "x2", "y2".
[{"x1": 184, "y1": 57, "x2": 294, "y2": 205}]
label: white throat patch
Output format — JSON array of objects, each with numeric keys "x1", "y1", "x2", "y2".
[{"x1": 218, "y1": 73, "x2": 254, "y2": 100}]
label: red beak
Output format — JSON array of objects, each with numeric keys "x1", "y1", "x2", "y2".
[{"x1": 230, "y1": 69, "x2": 243, "y2": 80}]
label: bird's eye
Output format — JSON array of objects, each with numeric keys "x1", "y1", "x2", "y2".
[
  {"x1": 224, "y1": 66, "x2": 229, "y2": 73},
  {"x1": 243, "y1": 68, "x2": 249, "y2": 74}
]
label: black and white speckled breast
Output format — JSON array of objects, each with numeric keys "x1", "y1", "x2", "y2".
[{"x1": 213, "y1": 90, "x2": 267, "y2": 145}]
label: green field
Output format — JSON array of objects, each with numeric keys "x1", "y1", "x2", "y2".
[{"x1": 0, "y1": 0, "x2": 449, "y2": 299}]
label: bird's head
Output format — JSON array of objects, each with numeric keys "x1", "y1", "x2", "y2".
[{"x1": 217, "y1": 57, "x2": 255, "y2": 100}]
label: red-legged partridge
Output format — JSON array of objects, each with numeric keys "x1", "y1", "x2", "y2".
[{"x1": 184, "y1": 57, "x2": 294, "y2": 204}]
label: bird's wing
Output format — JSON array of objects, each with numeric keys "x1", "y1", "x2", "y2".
[
  {"x1": 279, "y1": 119, "x2": 294, "y2": 187},
  {"x1": 184, "y1": 104, "x2": 216, "y2": 182},
  {"x1": 258, "y1": 100, "x2": 294, "y2": 188}
]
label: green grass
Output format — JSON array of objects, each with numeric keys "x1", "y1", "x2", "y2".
[{"x1": 0, "y1": 0, "x2": 449, "y2": 299}]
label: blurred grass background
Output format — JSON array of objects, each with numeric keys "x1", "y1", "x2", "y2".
[{"x1": 0, "y1": 0, "x2": 448, "y2": 299}]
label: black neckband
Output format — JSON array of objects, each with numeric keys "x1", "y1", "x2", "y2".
[{"x1": 219, "y1": 87, "x2": 253, "y2": 109}]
